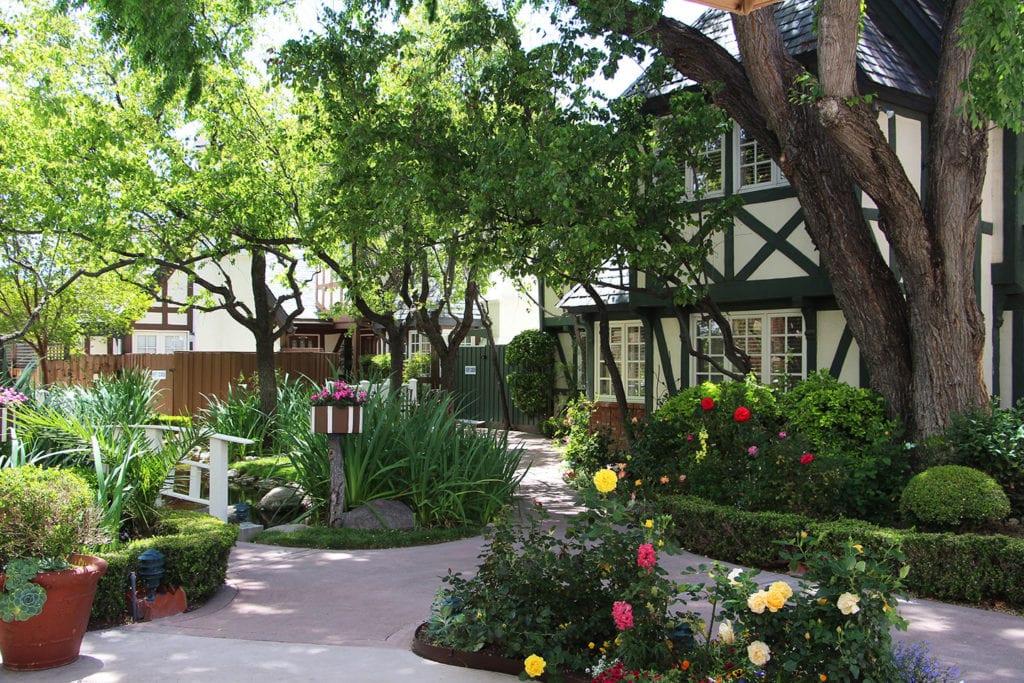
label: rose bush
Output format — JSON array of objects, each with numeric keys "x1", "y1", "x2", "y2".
[{"x1": 427, "y1": 471, "x2": 917, "y2": 683}]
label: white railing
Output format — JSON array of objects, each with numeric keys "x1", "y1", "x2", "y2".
[
  {"x1": 357, "y1": 378, "x2": 418, "y2": 406},
  {"x1": 142, "y1": 427, "x2": 253, "y2": 523}
]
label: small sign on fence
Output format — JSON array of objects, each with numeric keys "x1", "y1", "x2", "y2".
[
  {"x1": 464, "y1": 366, "x2": 477, "y2": 375},
  {"x1": 151, "y1": 370, "x2": 167, "y2": 380}
]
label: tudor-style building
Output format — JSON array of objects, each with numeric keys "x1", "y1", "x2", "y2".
[{"x1": 544, "y1": 0, "x2": 1024, "y2": 425}]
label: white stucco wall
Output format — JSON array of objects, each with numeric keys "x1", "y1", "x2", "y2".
[
  {"x1": 484, "y1": 274, "x2": 539, "y2": 345},
  {"x1": 190, "y1": 256, "x2": 258, "y2": 352}
]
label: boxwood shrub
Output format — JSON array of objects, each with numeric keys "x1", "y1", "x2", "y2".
[
  {"x1": 91, "y1": 509, "x2": 238, "y2": 626},
  {"x1": 654, "y1": 494, "x2": 1024, "y2": 608}
]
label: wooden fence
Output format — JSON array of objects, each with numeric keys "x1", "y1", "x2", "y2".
[{"x1": 44, "y1": 351, "x2": 342, "y2": 415}]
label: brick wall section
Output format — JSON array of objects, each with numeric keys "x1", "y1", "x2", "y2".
[{"x1": 591, "y1": 402, "x2": 647, "y2": 449}]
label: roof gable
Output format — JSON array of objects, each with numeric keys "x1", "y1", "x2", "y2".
[{"x1": 627, "y1": 0, "x2": 943, "y2": 105}]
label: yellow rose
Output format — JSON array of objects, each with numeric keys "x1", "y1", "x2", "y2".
[
  {"x1": 644, "y1": 519, "x2": 654, "y2": 528},
  {"x1": 769, "y1": 581, "x2": 793, "y2": 601},
  {"x1": 837, "y1": 592, "x2": 861, "y2": 616},
  {"x1": 766, "y1": 591, "x2": 786, "y2": 612},
  {"x1": 524, "y1": 654, "x2": 546, "y2": 678},
  {"x1": 747, "y1": 640, "x2": 771, "y2": 667},
  {"x1": 747, "y1": 590, "x2": 769, "y2": 614},
  {"x1": 718, "y1": 619, "x2": 735, "y2": 644},
  {"x1": 594, "y1": 469, "x2": 618, "y2": 493}
]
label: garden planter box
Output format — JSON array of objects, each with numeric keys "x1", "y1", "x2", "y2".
[{"x1": 310, "y1": 406, "x2": 363, "y2": 434}]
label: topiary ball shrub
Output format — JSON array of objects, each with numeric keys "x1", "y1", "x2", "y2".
[
  {"x1": 505, "y1": 330, "x2": 558, "y2": 419},
  {"x1": 899, "y1": 465, "x2": 1011, "y2": 531}
]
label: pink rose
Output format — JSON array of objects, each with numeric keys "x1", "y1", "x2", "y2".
[
  {"x1": 637, "y1": 543, "x2": 657, "y2": 572},
  {"x1": 612, "y1": 601, "x2": 634, "y2": 630}
]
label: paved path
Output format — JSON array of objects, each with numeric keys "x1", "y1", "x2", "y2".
[{"x1": 4, "y1": 432, "x2": 1023, "y2": 681}]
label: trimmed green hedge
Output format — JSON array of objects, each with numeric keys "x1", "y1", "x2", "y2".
[
  {"x1": 655, "y1": 495, "x2": 1024, "y2": 608},
  {"x1": 91, "y1": 509, "x2": 237, "y2": 625}
]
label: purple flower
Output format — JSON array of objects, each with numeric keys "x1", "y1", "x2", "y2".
[{"x1": 748, "y1": 446, "x2": 758, "y2": 456}]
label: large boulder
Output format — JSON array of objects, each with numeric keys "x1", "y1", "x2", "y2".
[
  {"x1": 257, "y1": 484, "x2": 309, "y2": 525},
  {"x1": 339, "y1": 499, "x2": 415, "y2": 530}
]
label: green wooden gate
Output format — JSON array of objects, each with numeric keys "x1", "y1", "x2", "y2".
[{"x1": 454, "y1": 345, "x2": 533, "y2": 428}]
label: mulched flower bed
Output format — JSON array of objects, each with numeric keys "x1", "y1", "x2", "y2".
[{"x1": 411, "y1": 623, "x2": 591, "y2": 682}]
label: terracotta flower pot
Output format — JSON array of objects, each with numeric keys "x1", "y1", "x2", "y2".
[
  {"x1": 310, "y1": 405, "x2": 363, "y2": 434},
  {"x1": 0, "y1": 554, "x2": 108, "y2": 671}
]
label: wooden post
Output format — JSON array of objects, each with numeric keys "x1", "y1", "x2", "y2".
[{"x1": 328, "y1": 435, "x2": 345, "y2": 528}]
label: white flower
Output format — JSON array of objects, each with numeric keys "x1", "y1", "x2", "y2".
[
  {"x1": 748, "y1": 640, "x2": 771, "y2": 667},
  {"x1": 837, "y1": 592, "x2": 861, "y2": 615},
  {"x1": 728, "y1": 567, "x2": 744, "y2": 585},
  {"x1": 718, "y1": 619, "x2": 735, "y2": 644}
]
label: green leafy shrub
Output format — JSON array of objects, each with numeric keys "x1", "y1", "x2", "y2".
[
  {"x1": 505, "y1": 330, "x2": 557, "y2": 419},
  {"x1": 781, "y1": 370, "x2": 898, "y2": 448},
  {"x1": 0, "y1": 465, "x2": 104, "y2": 567},
  {"x1": 632, "y1": 375, "x2": 908, "y2": 524},
  {"x1": 403, "y1": 352, "x2": 432, "y2": 381},
  {"x1": 359, "y1": 353, "x2": 391, "y2": 381},
  {"x1": 900, "y1": 465, "x2": 1010, "y2": 530},
  {"x1": 938, "y1": 401, "x2": 1024, "y2": 516},
  {"x1": 561, "y1": 394, "x2": 612, "y2": 482},
  {"x1": 640, "y1": 378, "x2": 784, "y2": 509},
  {"x1": 654, "y1": 494, "x2": 1024, "y2": 608},
  {"x1": 780, "y1": 371, "x2": 909, "y2": 523},
  {"x1": 91, "y1": 509, "x2": 237, "y2": 625}
]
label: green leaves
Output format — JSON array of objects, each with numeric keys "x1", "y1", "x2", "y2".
[{"x1": 961, "y1": 0, "x2": 1024, "y2": 132}]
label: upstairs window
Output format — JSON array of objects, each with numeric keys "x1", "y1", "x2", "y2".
[
  {"x1": 735, "y1": 127, "x2": 785, "y2": 190},
  {"x1": 688, "y1": 134, "x2": 726, "y2": 197}
]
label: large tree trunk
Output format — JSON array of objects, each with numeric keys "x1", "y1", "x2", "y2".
[
  {"x1": 249, "y1": 250, "x2": 279, "y2": 419},
  {"x1": 386, "y1": 325, "x2": 405, "y2": 393},
  {"x1": 577, "y1": 3, "x2": 991, "y2": 438}
]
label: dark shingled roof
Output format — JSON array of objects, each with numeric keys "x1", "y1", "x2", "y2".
[
  {"x1": 557, "y1": 263, "x2": 630, "y2": 310},
  {"x1": 625, "y1": 0, "x2": 942, "y2": 104}
]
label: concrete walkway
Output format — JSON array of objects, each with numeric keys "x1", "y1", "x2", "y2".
[{"x1": 4, "y1": 432, "x2": 1023, "y2": 681}]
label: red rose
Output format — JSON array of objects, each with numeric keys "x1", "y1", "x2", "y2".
[
  {"x1": 701, "y1": 397, "x2": 715, "y2": 411},
  {"x1": 800, "y1": 453, "x2": 815, "y2": 465},
  {"x1": 733, "y1": 406, "x2": 751, "y2": 422}
]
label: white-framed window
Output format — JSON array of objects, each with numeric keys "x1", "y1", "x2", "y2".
[
  {"x1": 687, "y1": 133, "x2": 726, "y2": 197},
  {"x1": 134, "y1": 334, "x2": 157, "y2": 354},
  {"x1": 694, "y1": 311, "x2": 804, "y2": 386},
  {"x1": 407, "y1": 331, "x2": 428, "y2": 355},
  {"x1": 734, "y1": 127, "x2": 785, "y2": 190},
  {"x1": 164, "y1": 335, "x2": 186, "y2": 353},
  {"x1": 598, "y1": 322, "x2": 646, "y2": 401}
]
